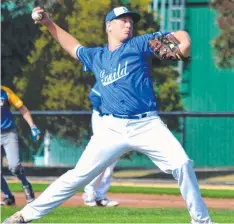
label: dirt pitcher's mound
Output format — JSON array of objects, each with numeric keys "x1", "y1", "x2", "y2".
[{"x1": 2, "y1": 192, "x2": 233, "y2": 209}]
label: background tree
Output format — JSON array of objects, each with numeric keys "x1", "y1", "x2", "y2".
[
  {"x1": 1, "y1": 0, "x2": 39, "y2": 87},
  {"x1": 210, "y1": 0, "x2": 234, "y2": 68}
]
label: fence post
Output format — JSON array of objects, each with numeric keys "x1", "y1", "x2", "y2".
[
  {"x1": 182, "y1": 115, "x2": 186, "y2": 150},
  {"x1": 44, "y1": 130, "x2": 51, "y2": 166}
]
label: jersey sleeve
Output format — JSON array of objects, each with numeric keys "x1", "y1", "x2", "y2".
[
  {"x1": 76, "y1": 46, "x2": 102, "y2": 72},
  {"x1": 1, "y1": 86, "x2": 23, "y2": 109},
  {"x1": 129, "y1": 31, "x2": 171, "y2": 55}
]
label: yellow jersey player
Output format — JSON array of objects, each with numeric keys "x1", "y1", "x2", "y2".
[{"x1": 1, "y1": 86, "x2": 40, "y2": 205}]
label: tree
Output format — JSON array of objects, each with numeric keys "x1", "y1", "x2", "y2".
[
  {"x1": 1, "y1": 0, "x2": 39, "y2": 87},
  {"x1": 210, "y1": 0, "x2": 234, "y2": 68}
]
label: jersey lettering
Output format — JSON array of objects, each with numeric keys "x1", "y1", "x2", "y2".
[{"x1": 100, "y1": 61, "x2": 129, "y2": 86}]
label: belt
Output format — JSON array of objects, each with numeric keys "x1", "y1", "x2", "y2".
[
  {"x1": 104, "y1": 111, "x2": 156, "y2": 120},
  {"x1": 1, "y1": 127, "x2": 16, "y2": 133}
]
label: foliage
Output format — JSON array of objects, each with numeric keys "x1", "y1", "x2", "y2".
[
  {"x1": 1, "y1": 0, "x2": 39, "y2": 88},
  {"x1": 1, "y1": 0, "x2": 34, "y2": 19},
  {"x1": 153, "y1": 68, "x2": 182, "y2": 110},
  {"x1": 210, "y1": 0, "x2": 234, "y2": 68}
]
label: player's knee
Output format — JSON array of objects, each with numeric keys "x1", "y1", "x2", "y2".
[
  {"x1": 9, "y1": 164, "x2": 24, "y2": 176},
  {"x1": 103, "y1": 167, "x2": 112, "y2": 177},
  {"x1": 172, "y1": 159, "x2": 193, "y2": 180}
]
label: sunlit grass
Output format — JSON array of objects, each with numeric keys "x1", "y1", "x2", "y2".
[{"x1": 1, "y1": 206, "x2": 233, "y2": 223}]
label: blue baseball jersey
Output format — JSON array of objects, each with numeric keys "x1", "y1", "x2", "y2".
[
  {"x1": 1, "y1": 86, "x2": 23, "y2": 130},
  {"x1": 77, "y1": 32, "x2": 169, "y2": 115},
  {"x1": 89, "y1": 83, "x2": 101, "y2": 110}
]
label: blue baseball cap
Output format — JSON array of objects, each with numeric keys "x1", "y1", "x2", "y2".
[{"x1": 105, "y1": 6, "x2": 141, "y2": 24}]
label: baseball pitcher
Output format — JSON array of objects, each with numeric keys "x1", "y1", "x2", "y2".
[
  {"x1": 1, "y1": 86, "x2": 41, "y2": 206},
  {"x1": 4, "y1": 6, "x2": 213, "y2": 224}
]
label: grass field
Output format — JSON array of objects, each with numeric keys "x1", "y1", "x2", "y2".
[
  {"x1": 2, "y1": 206, "x2": 234, "y2": 223},
  {"x1": 1, "y1": 183, "x2": 234, "y2": 223},
  {"x1": 5, "y1": 183, "x2": 234, "y2": 198}
]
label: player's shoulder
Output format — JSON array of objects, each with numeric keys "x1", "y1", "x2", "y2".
[
  {"x1": 1, "y1": 86, "x2": 8, "y2": 99},
  {"x1": 126, "y1": 32, "x2": 171, "y2": 48},
  {"x1": 98, "y1": 45, "x2": 108, "y2": 53},
  {"x1": 1, "y1": 86, "x2": 19, "y2": 100},
  {"x1": 129, "y1": 32, "x2": 167, "y2": 41},
  {"x1": 91, "y1": 46, "x2": 104, "y2": 51},
  {"x1": 79, "y1": 45, "x2": 104, "y2": 51},
  {"x1": 97, "y1": 46, "x2": 105, "y2": 54},
  {"x1": 77, "y1": 45, "x2": 104, "y2": 58},
  {"x1": 1, "y1": 86, "x2": 14, "y2": 95}
]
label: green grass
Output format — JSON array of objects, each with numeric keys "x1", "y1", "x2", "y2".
[
  {"x1": 6, "y1": 183, "x2": 234, "y2": 199},
  {"x1": 1, "y1": 207, "x2": 234, "y2": 223},
  {"x1": 2, "y1": 183, "x2": 233, "y2": 223}
]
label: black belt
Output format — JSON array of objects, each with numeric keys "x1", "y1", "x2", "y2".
[{"x1": 104, "y1": 112, "x2": 152, "y2": 120}]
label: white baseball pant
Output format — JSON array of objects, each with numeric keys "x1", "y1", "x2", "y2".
[
  {"x1": 83, "y1": 110, "x2": 118, "y2": 201},
  {"x1": 20, "y1": 112, "x2": 211, "y2": 223}
]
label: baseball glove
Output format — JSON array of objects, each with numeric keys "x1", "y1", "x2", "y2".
[{"x1": 149, "y1": 34, "x2": 190, "y2": 61}]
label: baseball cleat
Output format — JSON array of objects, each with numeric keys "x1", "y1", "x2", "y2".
[
  {"x1": 1, "y1": 195, "x2": 15, "y2": 206},
  {"x1": 84, "y1": 200, "x2": 97, "y2": 207},
  {"x1": 2, "y1": 212, "x2": 25, "y2": 223},
  {"x1": 96, "y1": 198, "x2": 119, "y2": 207},
  {"x1": 23, "y1": 184, "x2": 35, "y2": 203}
]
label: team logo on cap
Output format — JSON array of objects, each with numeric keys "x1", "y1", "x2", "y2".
[{"x1": 113, "y1": 7, "x2": 129, "y2": 16}]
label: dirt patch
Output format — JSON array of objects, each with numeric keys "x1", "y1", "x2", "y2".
[{"x1": 2, "y1": 192, "x2": 233, "y2": 209}]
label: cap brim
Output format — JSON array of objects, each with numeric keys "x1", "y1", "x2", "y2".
[{"x1": 115, "y1": 12, "x2": 141, "y2": 24}]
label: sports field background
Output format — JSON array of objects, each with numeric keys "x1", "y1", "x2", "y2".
[
  {"x1": 1, "y1": 161, "x2": 234, "y2": 223},
  {"x1": 1, "y1": 178, "x2": 234, "y2": 223}
]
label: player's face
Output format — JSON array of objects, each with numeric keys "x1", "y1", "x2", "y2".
[{"x1": 110, "y1": 16, "x2": 134, "y2": 41}]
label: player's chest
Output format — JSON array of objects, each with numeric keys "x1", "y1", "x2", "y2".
[{"x1": 93, "y1": 50, "x2": 141, "y2": 86}]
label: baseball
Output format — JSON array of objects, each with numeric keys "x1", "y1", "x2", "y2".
[{"x1": 31, "y1": 11, "x2": 43, "y2": 21}]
